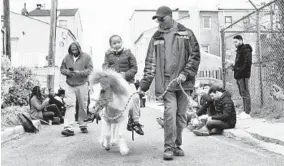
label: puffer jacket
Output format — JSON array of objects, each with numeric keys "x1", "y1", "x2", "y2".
[
  {"x1": 103, "y1": 48, "x2": 137, "y2": 83},
  {"x1": 234, "y1": 44, "x2": 252, "y2": 79},
  {"x1": 140, "y1": 23, "x2": 200, "y2": 96},
  {"x1": 211, "y1": 91, "x2": 236, "y2": 128}
]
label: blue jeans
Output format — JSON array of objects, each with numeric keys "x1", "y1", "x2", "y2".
[{"x1": 163, "y1": 89, "x2": 191, "y2": 149}]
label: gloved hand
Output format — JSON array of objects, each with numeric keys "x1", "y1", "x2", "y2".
[
  {"x1": 84, "y1": 112, "x2": 101, "y2": 124},
  {"x1": 176, "y1": 74, "x2": 186, "y2": 84},
  {"x1": 92, "y1": 112, "x2": 101, "y2": 124}
]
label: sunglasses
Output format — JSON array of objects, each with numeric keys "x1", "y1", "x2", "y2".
[{"x1": 156, "y1": 16, "x2": 166, "y2": 23}]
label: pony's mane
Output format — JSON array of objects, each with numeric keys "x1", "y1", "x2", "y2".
[{"x1": 90, "y1": 69, "x2": 129, "y2": 96}]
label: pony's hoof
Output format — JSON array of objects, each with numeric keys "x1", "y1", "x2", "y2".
[
  {"x1": 120, "y1": 147, "x2": 129, "y2": 155},
  {"x1": 103, "y1": 144, "x2": 111, "y2": 151}
]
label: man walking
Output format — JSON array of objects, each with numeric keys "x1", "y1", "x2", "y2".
[
  {"x1": 60, "y1": 42, "x2": 93, "y2": 136},
  {"x1": 139, "y1": 6, "x2": 200, "y2": 160},
  {"x1": 231, "y1": 35, "x2": 252, "y2": 119}
]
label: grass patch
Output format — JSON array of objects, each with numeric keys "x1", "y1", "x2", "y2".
[
  {"x1": 250, "y1": 100, "x2": 284, "y2": 122},
  {"x1": 1, "y1": 106, "x2": 30, "y2": 131}
]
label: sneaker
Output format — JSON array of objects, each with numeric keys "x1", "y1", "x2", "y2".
[
  {"x1": 84, "y1": 113, "x2": 101, "y2": 124},
  {"x1": 132, "y1": 122, "x2": 144, "y2": 135},
  {"x1": 163, "y1": 148, "x2": 174, "y2": 160},
  {"x1": 61, "y1": 129, "x2": 74, "y2": 137},
  {"x1": 186, "y1": 124, "x2": 195, "y2": 131},
  {"x1": 209, "y1": 128, "x2": 223, "y2": 135},
  {"x1": 193, "y1": 129, "x2": 210, "y2": 136},
  {"x1": 81, "y1": 127, "x2": 88, "y2": 133},
  {"x1": 174, "y1": 147, "x2": 185, "y2": 156}
]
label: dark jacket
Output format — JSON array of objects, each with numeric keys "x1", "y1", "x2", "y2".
[
  {"x1": 140, "y1": 23, "x2": 200, "y2": 96},
  {"x1": 103, "y1": 49, "x2": 137, "y2": 83},
  {"x1": 196, "y1": 94, "x2": 215, "y2": 117},
  {"x1": 211, "y1": 91, "x2": 236, "y2": 128},
  {"x1": 234, "y1": 44, "x2": 252, "y2": 79},
  {"x1": 60, "y1": 42, "x2": 93, "y2": 87}
]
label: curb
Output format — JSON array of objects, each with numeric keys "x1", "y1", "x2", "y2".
[
  {"x1": 223, "y1": 129, "x2": 284, "y2": 156},
  {"x1": 1, "y1": 120, "x2": 41, "y2": 143},
  {"x1": 249, "y1": 132, "x2": 284, "y2": 146}
]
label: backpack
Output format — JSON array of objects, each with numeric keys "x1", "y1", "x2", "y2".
[{"x1": 18, "y1": 113, "x2": 39, "y2": 133}]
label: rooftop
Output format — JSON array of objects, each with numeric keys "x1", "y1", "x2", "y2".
[{"x1": 28, "y1": 8, "x2": 78, "y2": 17}]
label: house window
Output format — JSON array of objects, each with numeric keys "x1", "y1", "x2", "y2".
[
  {"x1": 225, "y1": 16, "x2": 232, "y2": 28},
  {"x1": 202, "y1": 45, "x2": 210, "y2": 53},
  {"x1": 59, "y1": 20, "x2": 67, "y2": 28},
  {"x1": 202, "y1": 16, "x2": 211, "y2": 29}
]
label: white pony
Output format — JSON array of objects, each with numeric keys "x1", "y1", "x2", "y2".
[{"x1": 89, "y1": 69, "x2": 139, "y2": 155}]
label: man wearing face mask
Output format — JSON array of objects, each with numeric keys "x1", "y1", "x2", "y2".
[
  {"x1": 139, "y1": 6, "x2": 200, "y2": 160},
  {"x1": 60, "y1": 42, "x2": 93, "y2": 136}
]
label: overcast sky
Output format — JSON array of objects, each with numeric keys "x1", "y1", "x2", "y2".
[{"x1": 9, "y1": 0, "x2": 267, "y2": 67}]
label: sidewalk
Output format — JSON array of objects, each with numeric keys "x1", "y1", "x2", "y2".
[
  {"x1": 1, "y1": 120, "x2": 41, "y2": 143},
  {"x1": 224, "y1": 118, "x2": 284, "y2": 155},
  {"x1": 147, "y1": 101, "x2": 284, "y2": 155}
]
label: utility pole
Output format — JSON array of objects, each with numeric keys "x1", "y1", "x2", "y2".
[
  {"x1": 221, "y1": 30, "x2": 226, "y2": 89},
  {"x1": 47, "y1": 0, "x2": 58, "y2": 94},
  {"x1": 3, "y1": 0, "x2": 11, "y2": 59}
]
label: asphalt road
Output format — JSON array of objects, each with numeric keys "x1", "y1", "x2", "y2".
[{"x1": 2, "y1": 106, "x2": 284, "y2": 166}]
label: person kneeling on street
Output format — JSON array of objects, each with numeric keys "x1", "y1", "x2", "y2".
[
  {"x1": 193, "y1": 84, "x2": 236, "y2": 136},
  {"x1": 29, "y1": 86, "x2": 55, "y2": 124}
]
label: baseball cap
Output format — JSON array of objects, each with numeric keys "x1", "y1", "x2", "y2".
[{"x1": 152, "y1": 6, "x2": 172, "y2": 20}]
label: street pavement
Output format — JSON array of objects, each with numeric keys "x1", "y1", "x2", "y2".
[{"x1": 2, "y1": 106, "x2": 284, "y2": 166}]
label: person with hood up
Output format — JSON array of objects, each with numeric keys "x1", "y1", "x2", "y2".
[
  {"x1": 193, "y1": 84, "x2": 237, "y2": 136},
  {"x1": 60, "y1": 42, "x2": 93, "y2": 136}
]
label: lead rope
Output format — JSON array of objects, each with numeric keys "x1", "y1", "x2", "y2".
[
  {"x1": 98, "y1": 77, "x2": 200, "y2": 141},
  {"x1": 156, "y1": 78, "x2": 201, "y2": 122},
  {"x1": 101, "y1": 92, "x2": 139, "y2": 121}
]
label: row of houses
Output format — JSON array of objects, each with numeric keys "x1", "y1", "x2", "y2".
[
  {"x1": 2, "y1": 4, "x2": 84, "y2": 90},
  {"x1": 129, "y1": 3, "x2": 282, "y2": 80}
]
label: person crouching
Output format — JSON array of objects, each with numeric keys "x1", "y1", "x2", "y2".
[{"x1": 193, "y1": 84, "x2": 236, "y2": 136}]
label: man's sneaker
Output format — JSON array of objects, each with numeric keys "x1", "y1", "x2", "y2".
[
  {"x1": 209, "y1": 128, "x2": 223, "y2": 135},
  {"x1": 61, "y1": 129, "x2": 74, "y2": 137},
  {"x1": 174, "y1": 147, "x2": 185, "y2": 156},
  {"x1": 193, "y1": 129, "x2": 210, "y2": 136},
  {"x1": 163, "y1": 148, "x2": 174, "y2": 160},
  {"x1": 81, "y1": 127, "x2": 88, "y2": 133},
  {"x1": 132, "y1": 122, "x2": 144, "y2": 135}
]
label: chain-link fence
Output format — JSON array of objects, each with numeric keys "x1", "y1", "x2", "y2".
[{"x1": 221, "y1": 0, "x2": 284, "y2": 112}]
